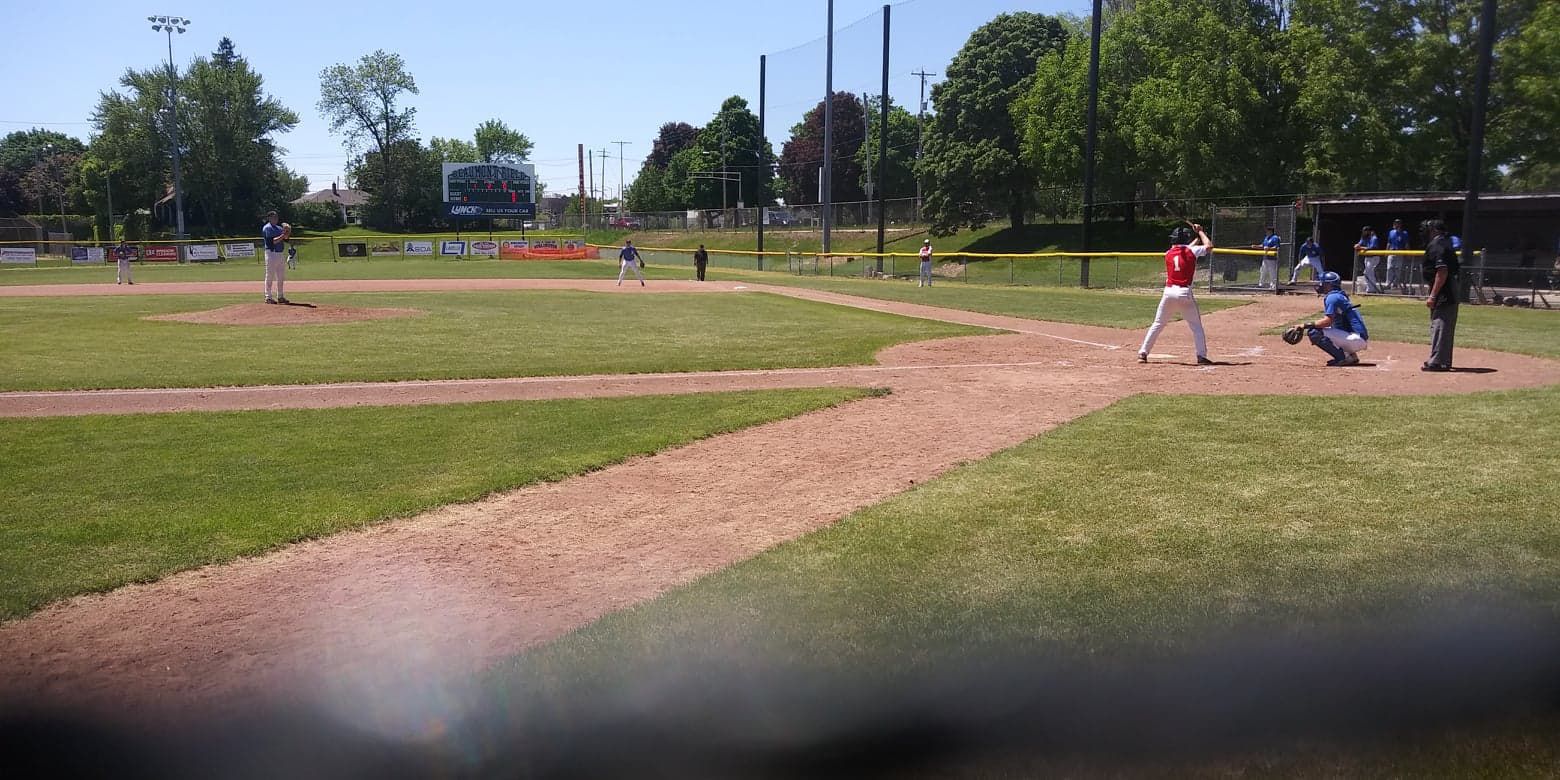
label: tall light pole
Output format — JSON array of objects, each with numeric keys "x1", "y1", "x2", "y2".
[
  {"x1": 912, "y1": 70, "x2": 935, "y2": 220},
  {"x1": 148, "y1": 14, "x2": 190, "y2": 239},
  {"x1": 822, "y1": 0, "x2": 834, "y2": 253},
  {"x1": 611, "y1": 140, "x2": 631, "y2": 210}
]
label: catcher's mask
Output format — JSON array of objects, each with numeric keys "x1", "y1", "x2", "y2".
[{"x1": 1315, "y1": 270, "x2": 1342, "y2": 294}]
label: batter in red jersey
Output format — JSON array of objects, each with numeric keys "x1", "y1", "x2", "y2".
[{"x1": 1138, "y1": 222, "x2": 1213, "y2": 365}]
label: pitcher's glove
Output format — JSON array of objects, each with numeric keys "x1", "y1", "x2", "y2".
[{"x1": 1282, "y1": 325, "x2": 1306, "y2": 345}]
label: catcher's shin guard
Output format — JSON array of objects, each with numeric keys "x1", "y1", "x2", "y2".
[{"x1": 1307, "y1": 328, "x2": 1348, "y2": 361}]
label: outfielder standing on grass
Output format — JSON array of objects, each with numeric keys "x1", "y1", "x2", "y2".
[
  {"x1": 919, "y1": 239, "x2": 933, "y2": 287},
  {"x1": 1139, "y1": 222, "x2": 1214, "y2": 365},
  {"x1": 693, "y1": 244, "x2": 708, "y2": 282},
  {"x1": 114, "y1": 238, "x2": 134, "y2": 285},
  {"x1": 616, "y1": 239, "x2": 645, "y2": 286},
  {"x1": 261, "y1": 210, "x2": 290, "y2": 304},
  {"x1": 1283, "y1": 271, "x2": 1368, "y2": 366}
]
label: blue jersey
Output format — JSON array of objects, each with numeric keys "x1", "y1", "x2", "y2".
[
  {"x1": 1262, "y1": 234, "x2": 1280, "y2": 252},
  {"x1": 1387, "y1": 229, "x2": 1408, "y2": 250},
  {"x1": 619, "y1": 245, "x2": 639, "y2": 262},
  {"x1": 1451, "y1": 235, "x2": 1462, "y2": 250},
  {"x1": 262, "y1": 222, "x2": 285, "y2": 252},
  {"x1": 1300, "y1": 241, "x2": 1322, "y2": 259},
  {"x1": 1324, "y1": 290, "x2": 1367, "y2": 339},
  {"x1": 1356, "y1": 234, "x2": 1379, "y2": 250}
]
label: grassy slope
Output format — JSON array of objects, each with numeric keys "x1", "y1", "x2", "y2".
[
  {"x1": 0, "y1": 291, "x2": 984, "y2": 391},
  {"x1": 491, "y1": 386, "x2": 1560, "y2": 770},
  {"x1": 0, "y1": 388, "x2": 873, "y2": 620}
]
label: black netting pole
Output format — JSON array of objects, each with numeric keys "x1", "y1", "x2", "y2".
[
  {"x1": 876, "y1": 4, "x2": 890, "y2": 267},
  {"x1": 1080, "y1": 0, "x2": 1103, "y2": 288}
]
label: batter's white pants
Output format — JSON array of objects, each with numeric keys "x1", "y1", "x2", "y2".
[
  {"x1": 1318, "y1": 327, "x2": 1368, "y2": 355},
  {"x1": 1139, "y1": 285, "x2": 1207, "y2": 359},
  {"x1": 617, "y1": 259, "x2": 644, "y2": 285},
  {"x1": 264, "y1": 250, "x2": 287, "y2": 300},
  {"x1": 117, "y1": 258, "x2": 131, "y2": 284},
  {"x1": 1258, "y1": 257, "x2": 1278, "y2": 288}
]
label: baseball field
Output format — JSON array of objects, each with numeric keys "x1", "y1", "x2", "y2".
[{"x1": 2, "y1": 259, "x2": 1558, "y2": 773}]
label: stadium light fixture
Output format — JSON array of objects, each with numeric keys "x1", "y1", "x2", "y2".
[{"x1": 148, "y1": 12, "x2": 191, "y2": 239}]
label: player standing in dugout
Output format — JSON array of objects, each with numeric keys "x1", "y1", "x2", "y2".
[{"x1": 1138, "y1": 222, "x2": 1214, "y2": 365}]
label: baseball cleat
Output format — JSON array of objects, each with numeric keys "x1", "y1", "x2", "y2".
[
  {"x1": 1137, "y1": 352, "x2": 1148, "y2": 363},
  {"x1": 277, "y1": 298, "x2": 290, "y2": 304},
  {"x1": 264, "y1": 298, "x2": 277, "y2": 304},
  {"x1": 1197, "y1": 356, "x2": 1214, "y2": 365}
]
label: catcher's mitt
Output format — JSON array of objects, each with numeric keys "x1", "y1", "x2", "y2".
[{"x1": 1282, "y1": 325, "x2": 1306, "y2": 345}]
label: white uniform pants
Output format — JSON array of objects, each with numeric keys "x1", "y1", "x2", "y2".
[
  {"x1": 117, "y1": 258, "x2": 131, "y2": 284},
  {"x1": 1362, "y1": 255, "x2": 1382, "y2": 293},
  {"x1": 618, "y1": 259, "x2": 644, "y2": 284},
  {"x1": 1258, "y1": 257, "x2": 1278, "y2": 288},
  {"x1": 919, "y1": 260, "x2": 933, "y2": 286},
  {"x1": 1290, "y1": 257, "x2": 1323, "y2": 283},
  {"x1": 264, "y1": 250, "x2": 287, "y2": 300},
  {"x1": 1139, "y1": 285, "x2": 1207, "y2": 359},
  {"x1": 1319, "y1": 328, "x2": 1368, "y2": 355}
]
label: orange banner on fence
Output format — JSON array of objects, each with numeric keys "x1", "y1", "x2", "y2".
[{"x1": 499, "y1": 239, "x2": 597, "y2": 260}]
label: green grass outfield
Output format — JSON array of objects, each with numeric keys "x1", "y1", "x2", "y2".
[
  {"x1": 0, "y1": 291, "x2": 984, "y2": 391},
  {"x1": 705, "y1": 269, "x2": 1248, "y2": 328},
  {"x1": 0, "y1": 388, "x2": 873, "y2": 620},
  {"x1": 1282, "y1": 296, "x2": 1560, "y2": 360},
  {"x1": 490, "y1": 386, "x2": 1560, "y2": 770}
]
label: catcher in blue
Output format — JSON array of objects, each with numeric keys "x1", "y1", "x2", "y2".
[{"x1": 1283, "y1": 271, "x2": 1369, "y2": 366}]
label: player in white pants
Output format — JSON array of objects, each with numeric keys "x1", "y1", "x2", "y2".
[
  {"x1": 918, "y1": 239, "x2": 933, "y2": 287},
  {"x1": 261, "y1": 211, "x2": 290, "y2": 304},
  {"x1": 1299, "y1": 271, "x2": 1369, "y2": 366},
  {"x1": 616, "y1": 240, "x2": 645, "y2": 286},
  {"x1": 114, "y1": 240, "x2": 134, "y2": 284},
  {"x1": 1139, "y1": 223, "x2": 1213, "y2": 365}
]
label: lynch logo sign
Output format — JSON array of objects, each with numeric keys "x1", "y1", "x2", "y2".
[{"x1": 449, "y1": 204, "x2": 485, "y2": 217}]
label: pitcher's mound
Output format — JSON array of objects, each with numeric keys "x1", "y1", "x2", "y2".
[{"x1": 148, "y1": 303, "x2": 424, "y2": 326}]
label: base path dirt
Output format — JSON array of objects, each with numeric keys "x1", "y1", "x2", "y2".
[{"x1": 1, "y1": 281, "x2": 1556, "y2": 725}]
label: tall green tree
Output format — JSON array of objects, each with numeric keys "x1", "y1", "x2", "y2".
[
  {"x1": 0, "y1": 130, "x2": 85, "y2": 215},
  {"x1": 1494, "y1": 0, "x2": 1560, "y2": 189},
  {"x1": 920, "y1": 12, "x2": 1068, "y2": 234},
  {"x1": 473, "y1": 119, "x2": 533, "y2": 163},
  {"x1": 778, "y1": 93, "x2": 867, "y2": 205},
  {"x1": 179, "y1": 38, "x2": 301, "y2": 232},
  {"x1": 626, "y1": 122, "x2": 702, "y2": 212},
  {"x1": 856, "y1": 97, "x2": 922, "y2": 204},
  {"x1": 684, "y1": 96, "x2": 775, "y2": 210},
  {"x1": 347, "y1": 139, "x2": 443, "y2": 229},
  {"x1": 318, "y1": 50, "x2": 419, "y2": 226}
]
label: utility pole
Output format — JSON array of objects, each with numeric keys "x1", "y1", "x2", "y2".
[
  {"x1": 577, "y1": 143, "x2": 587, "y2": 228},
  {"x1": 912, "y1": 69, "x2": 935, "y2": 221},
  {"x1": 823, "y1": 0, "x2": 834, "y2": 253},
  {"x1": 611, "y1": 140, "x2": 631, "y2": 209},
  {"x1": 598, "y1": 149, "x2": 610, "y2": 207}
]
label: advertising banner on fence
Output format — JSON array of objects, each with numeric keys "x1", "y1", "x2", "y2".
[
  {"x1": 404, "y1": 240, "x2": 434, "y2": 256},
  {"x1": 1, "y1": 247, "x2": 38, "y2": 264},
  {"x1": 338, "y1": 242, "x2": 368, "y2": 258},
  {"x1": 223, "y1": 242, "x2": 255, "y2": 259},
  {"x1": 370, "y1": 241, "x2": 400, "y2": 257},
  {"x1": 440, "y1": 240, "x2": 466, "y2": 256},
  {"x1": 185, "y1": 244, "x2": 220, "y2": 262},
  {"x1": 469, "y1": 240, "x2": 499, "y2": 257},
  {"x1": 144, "y1": 245, "x2": 179, "y2": 261},
  {"x1": 71, "y1": 247, "x2": 106, "y2": 264},
  {"x1": 499, "y1": 240, "x2": 529, "y2": 259}
]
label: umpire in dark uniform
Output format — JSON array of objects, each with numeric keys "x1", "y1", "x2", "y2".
[
  {"x1": 693, "y1": 244, "x2": 709, "y2": 282},
  {"x1": 1420, "y1": 219, "x2": 1459, "y2": 371}
]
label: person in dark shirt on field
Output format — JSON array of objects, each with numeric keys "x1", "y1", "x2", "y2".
[
  {"x1": 693, "y1": 244, "x2": 709, "y2": 282},
  {"x1": 1420, "y1": 219, "x2": 1460, "y2": 371}
]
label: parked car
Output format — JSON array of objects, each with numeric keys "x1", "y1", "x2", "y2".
[
  {"x1": 764, "y1": 208, "x2": 797, "y2": 227},
  {"x1": 609, "y1": 216, "x2": 643, "y2": 229}
]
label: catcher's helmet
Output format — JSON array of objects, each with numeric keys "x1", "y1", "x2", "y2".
[
  {"x1": 1318, "y1": 271, "x2": 1341, "y2": 286},
  {"x1": 1169, "y1": 226, "x2": 1194, "y2": 245}
]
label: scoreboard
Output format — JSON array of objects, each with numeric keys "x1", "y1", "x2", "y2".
[{"x1": 442, "y1": 163, "x2": 537, "y2": 218}]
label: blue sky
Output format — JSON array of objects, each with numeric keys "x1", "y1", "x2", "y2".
[{"x1": 3, "y1": 0, "x2": 1079, "y2": 200}]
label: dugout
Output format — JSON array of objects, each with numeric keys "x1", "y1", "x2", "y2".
[{"x1": 1309, "y1": 192, "x2": 1560, "y2": 287}]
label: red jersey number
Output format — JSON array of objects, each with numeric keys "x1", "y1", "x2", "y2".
[{"x1": 1165, "y1": 246, "x2": 1197, "y2": 286}]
